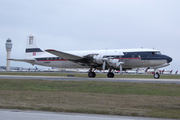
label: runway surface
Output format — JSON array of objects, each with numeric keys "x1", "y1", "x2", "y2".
[
  {"x1": 0, "y1": 75, "x2": 180, "y2": 84},
  {"x1": 0, "y1": 109, "x2": 177, "y2": 120}
]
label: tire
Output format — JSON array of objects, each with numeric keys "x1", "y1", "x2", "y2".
[
  {"x1": 154, "y1": 73, "x2": 160, "y2": 79},
  {"x1": 107, "y1": 72, "x2": 114, "y2": 78},
  {"x1": 88, "y1": 72, "x2": 96, "y2": 78}
]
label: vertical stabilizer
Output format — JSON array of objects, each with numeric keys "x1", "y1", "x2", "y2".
[{"x1": 25, "y1": 35, "x2": 45, "y2": 58}]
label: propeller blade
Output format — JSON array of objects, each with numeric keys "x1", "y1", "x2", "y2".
[
  {"x1": 119, "y1": 64, "x2": 122, "y2": 73},
  {"x1": 102, "y1": 61, "x2": 106, "y2": 70}
]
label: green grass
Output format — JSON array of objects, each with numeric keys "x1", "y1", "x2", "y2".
[
  {"x1": 0, "y1": 79, "x2": 180, "y2": 119},
  {"x1": 0, "y1": 79, "x2": 180, "y2": 96}
]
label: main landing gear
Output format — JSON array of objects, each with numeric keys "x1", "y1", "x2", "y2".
[
  {"x1": 88, "y1": 72, "x2": 96, "y2": 78},
  {"x1": 88, "y1": 68, "x2": 96, "y2": 78},
  {"x1": 107, "y1": 72, "x2": 114, "y2": 78},
  {"x1": 88, "y1": 68, "x2": 115, "y2": 78},
  {"x1": 107, "y1": 69, "x2": 114, "y2": 78}
]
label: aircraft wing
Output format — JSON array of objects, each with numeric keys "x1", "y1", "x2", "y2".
[
  {"x1": 9, "y1": 59, "x2": 35, "y2": 65},
  {"x1": 45, "y1": 49, "x2": 83, "y2": 60}
]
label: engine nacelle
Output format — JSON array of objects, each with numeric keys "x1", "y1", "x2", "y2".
[
  {"x1": 107, "y1": 59, "x2": 124, "y2": 69},
  {"x1": 91, "y1": 54, "x2": 124, "y2": 70},
  {"x1": 107, "y1": 59, "x2": 119, "y2": 68},
  {"x1": 93, "y1": 54, "x2": 103, "y2": 64}
]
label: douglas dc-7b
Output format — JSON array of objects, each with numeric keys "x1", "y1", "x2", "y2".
[{"x1": 10, "y1": 35, "x2": 172, "y2": 79}]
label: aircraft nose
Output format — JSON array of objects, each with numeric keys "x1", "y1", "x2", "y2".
[{"x1": 167, "y1": 56, "x2": 173, "y2": 63}]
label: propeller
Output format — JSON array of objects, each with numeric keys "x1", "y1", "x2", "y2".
[
  {"x1": 119, "y1": 64, "x2": 122, "y2": 73},
  {"x1": 102, "y1": 58, "x2": 108, "y2": 70},
  {"x1": 118, "y1": 55, "x2": 123, "y2": 73},
  {"x1": 102, "y1": 61, "x2": 106, "y2": 70},
  {"x1": 101, "y1": 57, "x2": 124, "y2": 71}
]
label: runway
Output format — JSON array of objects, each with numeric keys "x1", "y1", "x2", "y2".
[
  {"x1": 0, "y1": 75, "x2": 180, "y2": 84},
  {"x1": 0, "y1": 109, "x2": 177, "y2": 120}
]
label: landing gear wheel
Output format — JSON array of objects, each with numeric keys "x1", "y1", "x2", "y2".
[
  {"x1": 88, "y1": 72, "x2": 96, "y2": 78},
  {"x1": 154, "y1": 72, "x2": 160, "y2": 79},
  {"x1": 107, "y1": 72, "x2": 114, "y2": 78}
]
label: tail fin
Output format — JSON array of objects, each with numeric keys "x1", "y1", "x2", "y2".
[
  {"x1": 25, "y1": 35, "x2": 45, "y2": 58},
  {"x1": 145, "y1": 68, "x2": 148, "y2": 72}
]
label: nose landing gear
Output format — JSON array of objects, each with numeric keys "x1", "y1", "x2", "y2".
[{"x1": 154, "y1": 72, "x2": 160, "y2": 79}]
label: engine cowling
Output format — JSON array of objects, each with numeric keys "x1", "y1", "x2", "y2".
[
  {"x1": 106, "y1": 59, "x2": 124, "y2": 70},
  {"x1": 90, "y1": 54, "x2": 124, "y2": 71},
  {"x1": 93, "y1": 54, "x2": 103, "y2": 64},
  {"x1": 107, "y1": 59, "x2": 119, "y2": 68}
]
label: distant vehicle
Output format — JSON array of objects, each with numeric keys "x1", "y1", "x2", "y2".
[
  {"x1": 126, "y1": 70, "x2": 138, "y2": 74},
  {"x1": 162, "y1": 70, "x2": 173, "y2": 74},
  {"x1": 10, "y1": 35, "x2": 172, "y2": 79},
  {"x1": 64, "y1": 69, "x2": 78, "y2": 72},
  {"x1": 77, "y1": 69, "x2": 89, "y2": 73},
  {"x1": 42, "y1": 67, "x2": 59, "y2": 72}
]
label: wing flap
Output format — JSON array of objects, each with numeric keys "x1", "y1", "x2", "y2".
[{"x1": 45, "y1": 49, "x2": 82, "y2": 60}]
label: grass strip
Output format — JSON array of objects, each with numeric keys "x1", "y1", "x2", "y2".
[{"x1": 0, "y1": 79, "x2": 180, "y2": 119}]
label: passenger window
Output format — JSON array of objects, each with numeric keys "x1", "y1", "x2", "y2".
[{"x1": 152, "y1": 52, "x2": 155, "y2": 55}]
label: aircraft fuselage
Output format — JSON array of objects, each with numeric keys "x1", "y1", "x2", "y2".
[{"x1": 32, "y1": 49, "x2": 172, "y2": 70}]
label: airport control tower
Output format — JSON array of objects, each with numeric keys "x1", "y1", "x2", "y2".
[{"x1": 5, "y1": 38, "x2": 12, "y2": 71}]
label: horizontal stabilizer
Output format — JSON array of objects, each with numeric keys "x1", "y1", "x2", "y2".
[
  {"x1": 8, "y1": 59, "x2": 35, "y2": 65},
  {"x1": 45, "y1": 49, "x2": 82, "y2": 60}
]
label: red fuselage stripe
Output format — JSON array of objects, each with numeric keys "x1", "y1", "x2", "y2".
[
  {"x1": 115, "y1": 58, "x2": 141, "y2": 60},
  {"x1": 37, "y1": 60, "x2": 68, "y2": 61},
  {"x1": 36, "y1": 58, "x2": 141, "y2": 62}
]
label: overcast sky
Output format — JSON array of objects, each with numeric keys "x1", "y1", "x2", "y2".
[{"x1": 0, "y1": 0, "x2": 180, "y2": 71}]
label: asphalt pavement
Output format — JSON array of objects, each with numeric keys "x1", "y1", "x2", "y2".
[{"x1": 0, "y1": 109, "x2": 177, "y2": 120}]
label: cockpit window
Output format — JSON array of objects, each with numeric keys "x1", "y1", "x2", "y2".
[
  {"x1": 152, "y1": 52, "x2": 161, "y2": 55},
  {"x1": 156, "y1": 52, "x2": 161, "y2": 54}
]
